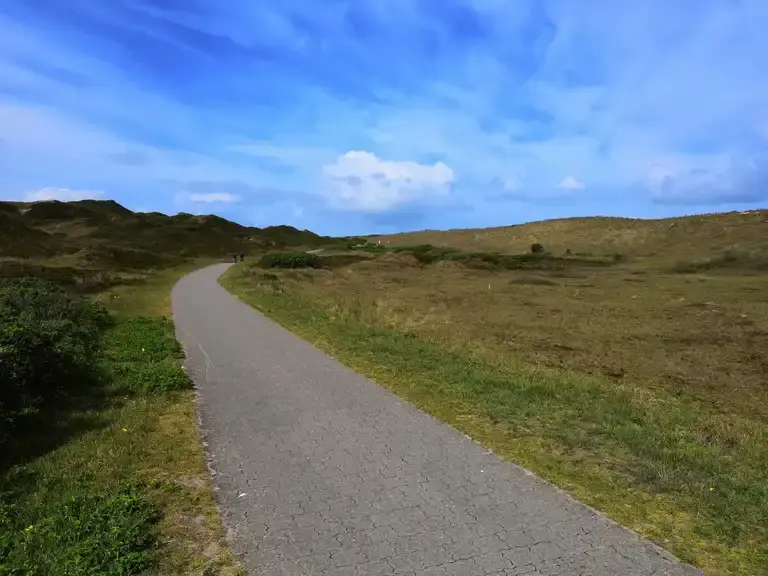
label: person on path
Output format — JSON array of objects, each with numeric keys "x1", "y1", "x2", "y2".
[
  {"x1": 240, "y1": 252, "x2": 245, "y2": 263},
  {"x1": 232, "y1": 254, "x2": 238, "y2": 264}
]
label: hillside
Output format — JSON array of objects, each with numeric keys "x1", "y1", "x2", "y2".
[
  {"x1": 0, "y1": 199, "x2": 333, "y2": 290},
  {"x1": 374, "y1": 209, "x2": 768, "y2": 267}
]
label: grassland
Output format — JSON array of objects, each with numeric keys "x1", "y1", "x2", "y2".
[
  {"x1": 0, "y1": 199, "x2": 301, "y2": 574},
  {"x1": 1, "y1": 261, "x2": 243, "y2": 575},
  {"x1": 222, "y1": 209, "x2": 768, "y2": 576},
  {"x1": 373, "y1": 209, "x2": 768, "y2": 268}
]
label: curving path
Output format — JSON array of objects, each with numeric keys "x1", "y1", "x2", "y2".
[{"x1": 172, "y1": 263, "x2": 701, "y2": 576}]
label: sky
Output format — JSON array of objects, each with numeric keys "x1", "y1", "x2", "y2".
[{"x1": 0, "y1": 0, "x2": 767, "y2": 236}]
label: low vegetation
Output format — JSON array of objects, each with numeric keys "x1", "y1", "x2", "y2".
[
  {"x1": 0, "y1": 198, "x2": 336, "y2": 290},
  {"x1": 0, "y1": 266, "x2": 241, "y2": 575},
  {"x1": 671, "y1": 249, "x2": 768, "y2": 274},
  {"x1": 1, "y1": 484, "x2": 157, "y2": 575},
  {"x1": 222, "y1": 223, "x2": 768, "y2": 576},
  {"x1": 347, "y1": 242, "x2": 617, "y2": 270},
  {"x1": 0, "y1": 199, "x2": 252, "y2": 575},
  {"x1": 0, "y1": 278, "x2": 110, "y2": 438},
  {"x1": 260, "y1": 251, "x2": 321, "y2": 269},
  {"x1": 373, "y1": 209, "x2": 768, "y2": 268}
]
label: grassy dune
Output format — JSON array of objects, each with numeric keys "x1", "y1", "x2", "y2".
[{"x1": 222, "y1": 211, "x2": 768, "y2": 576}]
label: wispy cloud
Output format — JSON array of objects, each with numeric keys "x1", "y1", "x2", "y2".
[
  {"x1": 187, "y1": 193, "x2": 239, "y2": 204},
  {"x1": 0, "y1": 0, "x2": 766, "y2": 234},
  {"x1": 26, "y1": 187, "x2": 104, "y2": 202},
  {"x1": 557, "y1": 176, "x2": 585, "y2": 191}
]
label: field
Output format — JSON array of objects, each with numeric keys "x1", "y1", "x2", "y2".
[
  {"x1": 222, "y1": 209, "x2": 768, "y2": 576},
  {"x1": 0, "y1": 199, "x2": 330, "y2": 575}
]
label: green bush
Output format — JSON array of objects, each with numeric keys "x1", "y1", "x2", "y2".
[
  {"x1": 0, "y1": 484, "x2": 157, "y2": 576},
  {"x1": 531, "y1": 243, "x2": 545, "y2": 254},
  {"x1": 671, "y1": 250, "x2": 768, "y2": 274},
  {"x1": 0, "y1": 278, "x2": 110, "y2": 432},
  {"x1": 259, "y1": 251, "x2": 320, "y2": 269},
  {"x1": 390, "y1": 244, "x2": 436, "y2": 254}
]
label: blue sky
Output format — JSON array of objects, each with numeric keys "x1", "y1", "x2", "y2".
[{"x1": 1, "y1": 0, "x2": 766, "y2": 235}]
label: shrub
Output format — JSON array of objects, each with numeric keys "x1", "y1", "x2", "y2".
[
  {"x1": 670, "y1": 250, "x2": 768, "y2": 274},
  {"x1": 0, "y1": 278, "x2": 110, "y2": 432},
  {"x1": 531, "y1": 243, "x2": 545, "y2": 254},
  {"x1": 0, "y1": 484, "x2": 157, "y2": 576},
  {"x1": 391, "y1": 244, "x2": 436, "y2": 254},
  {"x1": 259, "y1": 252, "x2": 320, "y2": 269}
]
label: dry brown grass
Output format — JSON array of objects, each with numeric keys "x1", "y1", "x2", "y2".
[
  {"x1": 374, "y1": 210, "x2": 768, "y2": 267},
  {"x1": 272, "y1": 259, "x2": 768, "y2": 421},
  {"x1": 223, "y1": 221, "x2": 768, "y2": 574}
]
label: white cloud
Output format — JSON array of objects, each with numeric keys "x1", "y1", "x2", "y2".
[
  {"x1": 25, "y1": 187, "x2": 104, "y2": 202},
  {"x1": 556, "y1": 176, "x2": 586, "y2": 190},
  {"x1": 322, "y1": 150, "x2": 454, "y2": 211},
  {"x1": 188, "y1": 192, "x2": 239, "y2": 203}
]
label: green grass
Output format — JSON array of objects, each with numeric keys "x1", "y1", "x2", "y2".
[
  {"x1": 221, "y1": 264, "x2": 768, "y2": 576},
  {"x1": 259, "y1": 251, "x2": 321, "y2": 269},
  {"x1": 0, "y1": 485, "x2": 157, "y2": 575},
  {"x1": 1, "y1": 262, "x2": 242, "y2": 576},
  {"x1": 99, "y1": 317, "x2": 191, "y2": 394}
]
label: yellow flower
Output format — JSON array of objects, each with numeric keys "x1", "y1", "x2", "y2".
[
  {"x1": 122, "y1": 427, "x2": 128, "y2": 432},
  {"x1": 141, "y1": 347, "x2": 145, "y2": 352}
]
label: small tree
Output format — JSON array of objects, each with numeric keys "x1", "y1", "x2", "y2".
[{"x1": 531, "y1": 243, "x2": 545, "y2": 255}]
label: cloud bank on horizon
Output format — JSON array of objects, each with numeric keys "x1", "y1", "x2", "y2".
[{"x1": 0, "y1": 0, "x2": 766, "y2": 235}]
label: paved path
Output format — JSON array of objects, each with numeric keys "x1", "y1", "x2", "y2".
[{"x1": 172, "y1": 264, "x2": 701, "y2": 576}]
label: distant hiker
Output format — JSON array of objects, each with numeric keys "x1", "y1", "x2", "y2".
[
  {"x1": 240, "y1": 252, "x2": 245, "y2": 263},
  {"x1": 232, "y1": 254, "x2": 238, "y2": 264}
]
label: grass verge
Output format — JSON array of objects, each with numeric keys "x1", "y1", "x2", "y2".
[
  {"x1": 1, "y1": 260, "x2": 241, "y2": 575},
  {"x1": 221, "y1": 264, "x2": 767, "y2": 576}
]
